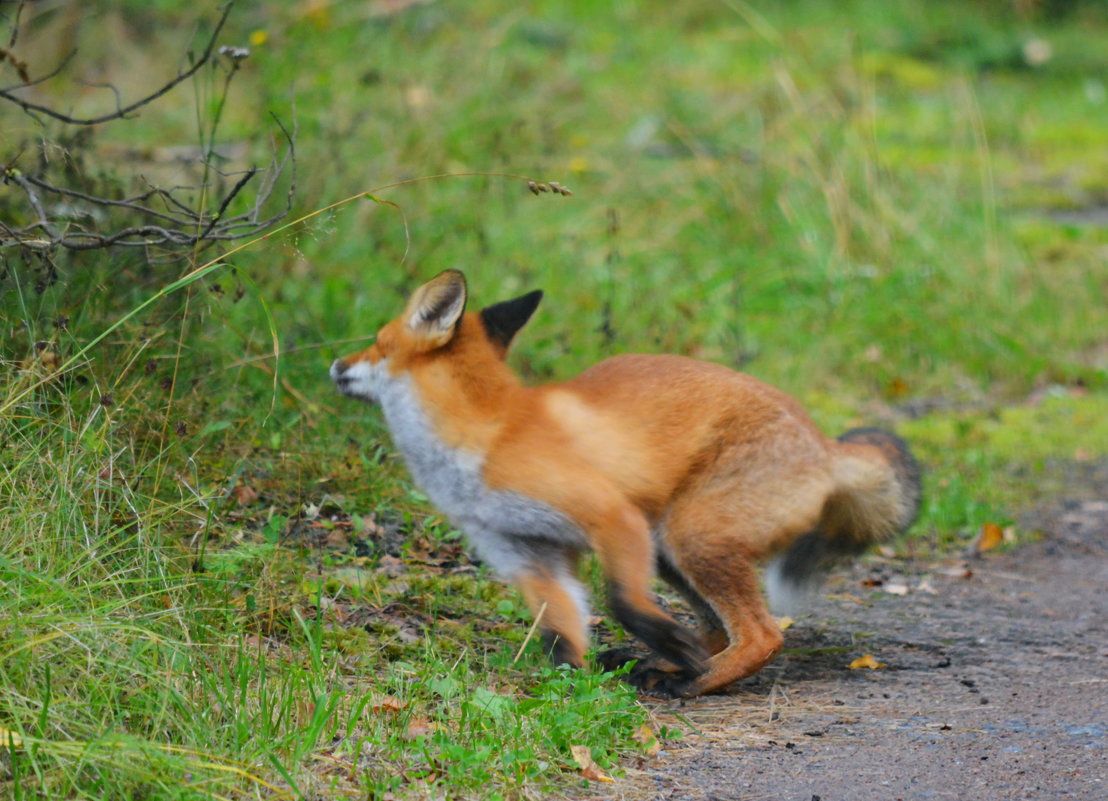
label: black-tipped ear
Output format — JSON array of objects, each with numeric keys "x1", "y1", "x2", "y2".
[{"x1": 480, "y1": 289, "x2": 543, "y2": 351}]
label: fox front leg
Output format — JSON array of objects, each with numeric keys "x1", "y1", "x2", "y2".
[{"x1": 513, "y1": 553, "x2": 590, "y2": 667}]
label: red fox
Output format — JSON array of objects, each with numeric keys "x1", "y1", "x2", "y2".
[{"x1": 331, "y1": 270, "x2": 921, "y2": 697}]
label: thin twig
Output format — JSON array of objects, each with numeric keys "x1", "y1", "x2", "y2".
[
  {"x1": 513, "y1": 602, "x2": 547, "y2": 664},
  {"x1": 23, "y1": 175, "x2": 197, "y2": 226},
  {"x1": 1, "y1": 3, "x2": 297, "y2": 256},
  {"x1": 0, "y1": 5, "x2": 233, "y2": 125},
  {"x1": 200, "y1": 167, "x2": 256, "y2": 238}
]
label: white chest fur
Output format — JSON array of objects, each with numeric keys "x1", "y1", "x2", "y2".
[{"x1": 335, "y1": 358, "x2": 587, "y2": 578}]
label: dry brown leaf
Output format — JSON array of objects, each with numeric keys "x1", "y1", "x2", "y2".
[
  {"x1": 371, "y1": 695, "x2": 406, "y2": 714},
  {"x1": 324, "y1": 527, "x2": 350, "y2": 549},
  {"x1": 977, "y1": 522, "x2": 1004, "y2": 552},
  {"x1": 631, "y1": 723, "x2": 661, "y2": 758},
  {"x1": 570, "y1": 745, "x2": 614, "y2": 783},
  {"x1": 848, "y1": 654, "x2": 886, "y2": 670},
  {"x1": 937, "y1": 564, "x2": 974, "y2": 579},
  {"x1": 406, "y1": 717, "x2": 432, "y2": 738},
  {"x1": 231, "y1": 484, "x2": 260, "y2": 506},
  {"x1": 377, "y1": 554, "x2": 407, "y2": 576},
  {"x1": 885, "y1": 377, "x2": 909, "y2": 398}
]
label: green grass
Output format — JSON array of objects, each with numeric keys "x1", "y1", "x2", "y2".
[{"x1": 3, "y1": 0, "x2": 1108, "y2": 798}]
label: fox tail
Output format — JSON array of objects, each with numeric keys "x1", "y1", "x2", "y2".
[{"x1": 766, "y1": 427, "x2": 921, "y2": 613}]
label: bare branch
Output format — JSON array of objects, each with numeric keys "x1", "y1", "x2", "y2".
[
  {"x1": 7, "y1": 2, "x2": 25, "y2": 50},
  {"x1": 8, "y1": 171, "x2": 52, "y2": 234},
  {"x1": 200, "y1": 166, "x2": 256, "y2": 237},
  {"x1": 23, "y1": 174, "x2": 198, "y2": 226},
  {"x1": 0, "y1": 4, "x2": 233, "y2": 126},
  {"x1": 0, "y1": 3, "x2": 297, "y2": 258}
]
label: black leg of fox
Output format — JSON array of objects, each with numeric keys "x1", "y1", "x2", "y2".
[{"x1": 606, "y1": 584, "x2": 709, "y2": 677}]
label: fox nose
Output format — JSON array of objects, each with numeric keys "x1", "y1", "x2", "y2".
[{"x1": 330, "y1": 358, "x2": 349, "y2": 381}]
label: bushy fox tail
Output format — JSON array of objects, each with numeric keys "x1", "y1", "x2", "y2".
[{"x1": 766, "y1": 428, "x2": 921, "y2": 613}]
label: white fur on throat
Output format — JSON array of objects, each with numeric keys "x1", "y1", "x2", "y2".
[{"x1": 331, "y1": 358, "x2": 590, "y2": 588}]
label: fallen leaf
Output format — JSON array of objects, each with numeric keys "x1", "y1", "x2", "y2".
[
  {"x1": 916, "y1": 578, "x2": 937, "y2": 594},
  {"x1": 631, "y1": 723, "x2": 661, "y2": 758},
  {"x1": 570, "y1": 745, "x2": 614, "y2": 783},
  {"x1": 976, "y1": 522, "x2": 1004, "y2": 553},
  {"x1": 231, "y1": 484, "x2": 260, "y2": 506},
  {"x1": 354, "y1": 514, "x2": 385, "y2": 537},
  {"x1": 371, "y1": 695, "x2": 406, "y2": 714},
  {"x1": 777, "y1": 616, "x2": 794, "y2": 631},
  {"x1": 324, "y1": 527, "x2": 350, "y2": 549},
  {"x1": 937, "y1": 564, "x2": 974, "y2": 579},
  {"x1": 884, "y1": 377, "x2": 909, "y2": 399},
  {"x1": 0, "y1": 727, "x2": 22, "y2": 748},
  {"x1": 377, "y1": 554, "x2": 407, "y2": 576},
  {"x1": 848, "y1": 654, "x2": 885, "y2": 670},
  {"x1": 406, "y1": 717, "x2": 432, "y2": 738},
  {"x1": 883, "y1": 581, "x2": 909, "y2": 596}
]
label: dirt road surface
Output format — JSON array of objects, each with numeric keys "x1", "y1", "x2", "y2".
[{"x1": 601, "y1": 497, "x2": 1107, "y2": 801}]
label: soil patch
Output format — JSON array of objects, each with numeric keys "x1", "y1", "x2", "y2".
[{"x1": 602, "y1": 498, "x2": 1108, "y2": 801}]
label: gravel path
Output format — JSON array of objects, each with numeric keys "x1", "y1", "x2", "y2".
[{"x1": 599, "y1": 498, "x2": 1108, "y2": 801}]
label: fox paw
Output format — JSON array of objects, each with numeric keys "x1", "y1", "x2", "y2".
[
  {"x1": 625, "y1": 662, "x2": 694, "y2": 698},
  {"x1": 596, "y1": 647, "x2": 643, "y2": 673}
]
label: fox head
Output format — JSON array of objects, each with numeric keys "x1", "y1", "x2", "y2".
[{"x1": 330, "y1": 269, "x2": 543, "y2": 403}]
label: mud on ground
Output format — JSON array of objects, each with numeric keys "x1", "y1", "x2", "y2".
[{"x1": 594, "y1": 497, "x2": 1108, "y2": 801}]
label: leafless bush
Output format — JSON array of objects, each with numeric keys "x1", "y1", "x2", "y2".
[{"x1": 0, "y1": 2, "x2": 295, "y2": 262}]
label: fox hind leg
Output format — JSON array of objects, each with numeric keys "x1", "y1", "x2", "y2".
[
  {"x1": 590, "y1": 504, "x2": 710, "y2": 677},
  {"x1": 653, "y1": 542, "x2": 783, "y2": 697},
  {"x1": 640, "y1": 500, "x2": 808, "y2": 697},
  {"x1": 597, "y1": 561, "x2": 731, "y2": 694},
  {"x1": 598, "y1": 552, "x2": 731, "y2": 678},
  {"x1": 656, "y1": 554, "x2": 729, "y2": 655}
]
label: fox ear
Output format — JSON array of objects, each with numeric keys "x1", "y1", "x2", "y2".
[
  {"x1": 405, "y1": 270, "x2": 468, "y2": 348},
  {"x1": 480, "y1": 289, "x2": 543, "y2": 352}
]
